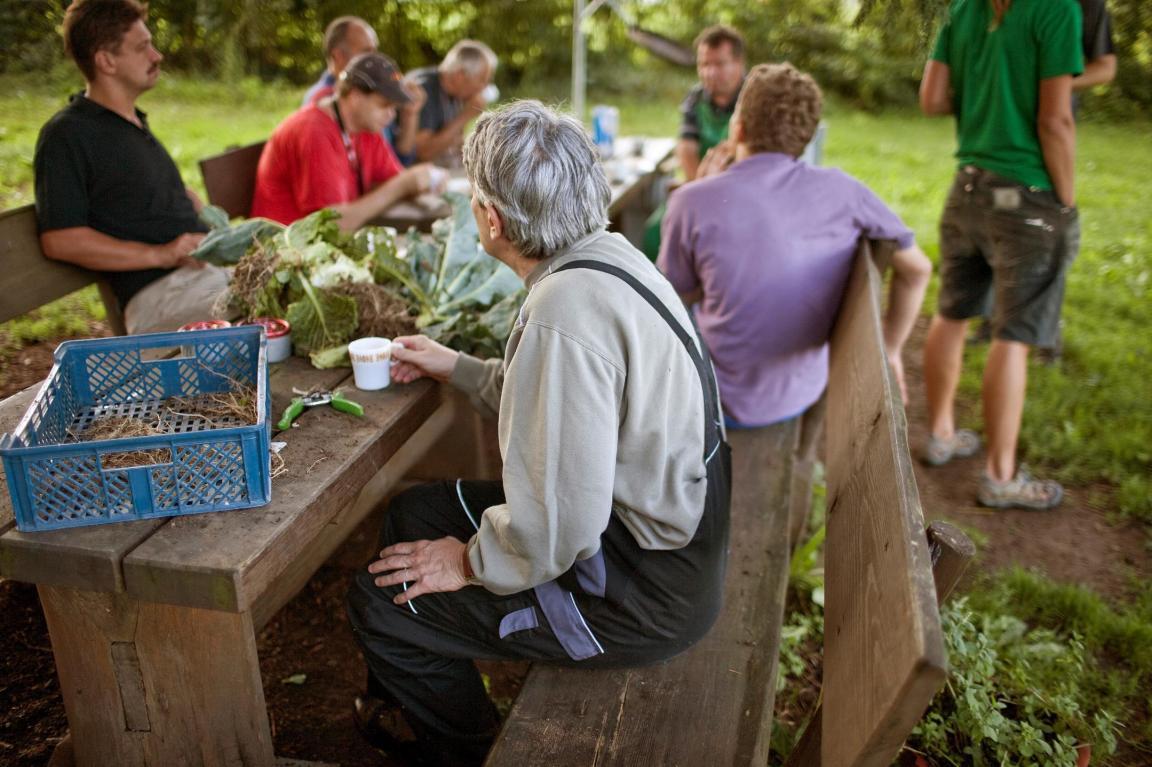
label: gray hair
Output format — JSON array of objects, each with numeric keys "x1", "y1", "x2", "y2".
[
  {"x1": 464, "y1": 100, "x2": 610, "y2": 261},
  {"x1": 441, "y1": 40, "x2": 497, "y2": 79}
]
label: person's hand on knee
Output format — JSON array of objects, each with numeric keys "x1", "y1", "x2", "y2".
[{"x1": 369, "y1": 537, "x2": 471, "y2": 603}]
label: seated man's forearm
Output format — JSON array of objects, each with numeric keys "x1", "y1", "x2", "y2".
[
  {"x1": 42, "y1": 227, "x2": 170, "y2": 271},
  {"x1": 883, "y1": 244, "x2": 932, "y2": 355},
  {"x1": 331, "y1": 171, "x2": 417, "y2": 232},
  {"x1": 395, "y1": 111, "x2": 420, "y2": 157},
  {"x1": 414, "y1": 109, "x2": 474, "y2": 161},
  {"x1": 677, "y1": 287, "x2": 703, "y2": 307}
]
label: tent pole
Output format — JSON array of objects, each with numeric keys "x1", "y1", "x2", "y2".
[{"x1": 572, "y1": 0, "x2": 586, "y2": 122}]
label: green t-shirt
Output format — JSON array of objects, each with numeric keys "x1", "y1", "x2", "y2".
[{"x1": 931, "y1": 0, "x2": 1083, "y2": 189}]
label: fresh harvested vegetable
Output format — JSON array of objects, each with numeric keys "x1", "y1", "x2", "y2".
[
  {"x1": 191, "y1": 205, "x2": 283, "y2": 266},
  {"x1": 376, "y1": 193, "x2": 524, "y2": 359},
  {"x1": 216, "y1": 195, "x2": 523, "y2": 368}
]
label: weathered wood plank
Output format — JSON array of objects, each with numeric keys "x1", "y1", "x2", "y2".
[
  {"x1": 821, "y1": 244, "x2": 946, "y2": 767},
  {"x1": 250, "y1": 386, "x2": 457, "y2": 630},
  {"x1": 40, "y1": 583, "x2": 273, "y2": 767},
  {"x1": 0, "y1": 206, "x2": 100, "y2": 324},
  {"x1": 199, "y1": 141, "x2": 264, "y2": 219},
  {"x1": 121, "y1": 373, "x2": 440, "y2": 614},
  {"x1": 783, "y1": 525, "x2": 974, "y2": 767},
  {"x1": 486, "y1": 422, "x2": 797, "y2": 767},
  {"x1": 0, "y1": 205, "x2": 125, "y2": 334},
  {"x1": 0, "y1": 386, "x2": 41, "y2": 532}
]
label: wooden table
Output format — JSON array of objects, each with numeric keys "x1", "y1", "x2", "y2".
[
  {"x1": 373, "y1": 137, "x2": 677, "y2": 246},
  {"x1": 0, "y1": 357, "x2": 456, "y2": 766}
]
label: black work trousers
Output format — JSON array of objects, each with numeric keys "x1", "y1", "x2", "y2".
[{"x1": 346, "y1": 467, "x2": 730, "y2": 766}]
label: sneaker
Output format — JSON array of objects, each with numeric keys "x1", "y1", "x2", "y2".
[
  {"x1": 978, "y1": 468, "x2": 1063, "y2": 510},
  {"x1": 922, "y1": 429, "x2": 982, "y2": 466}
]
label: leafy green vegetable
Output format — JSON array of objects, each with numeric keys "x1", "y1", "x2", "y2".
[
  {"x1": 285, "y1": 281, "x2": 358, "y2": 355},
  {"x1": 309, "y1": 344, "x2": 350, "y2": 369},
  {"x1": 191, "y1": 204, "x2": 283, "y2": 266},
  {"x1": 221, "y1": 199, "x2": 523, "y2": 368},
  {"x1": 390, "y1": 193, "x2": 526, "y2": 352}
]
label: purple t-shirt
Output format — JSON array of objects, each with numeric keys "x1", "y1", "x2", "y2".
[{"x1": 658, "y1": 152, "x2": 915, "y2": 426}]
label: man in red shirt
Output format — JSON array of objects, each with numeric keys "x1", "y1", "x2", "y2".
[{"x1": 253, "y1": 53, "x2": 438, "y2": 231}]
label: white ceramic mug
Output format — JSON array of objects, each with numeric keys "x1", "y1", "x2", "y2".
[{"x1": 348, "y1": 337, "x2": 402, "y2": 391}]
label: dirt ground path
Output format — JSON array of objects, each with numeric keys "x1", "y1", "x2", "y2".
[
  {"x1": 901, "y1": 317, "x2": 1151, "y2": 602},
  {"x1": 1, "y1": 318, "x2": 1148, "y2": 765}
]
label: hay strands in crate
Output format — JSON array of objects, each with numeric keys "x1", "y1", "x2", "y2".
[{"x1": 0, "y1": 327, "x2": 272, "y2": 532}]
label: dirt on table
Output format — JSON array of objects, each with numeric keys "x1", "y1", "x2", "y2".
[{"x1": 1, "y1": 318, "x2": 1149, "y2": 766}]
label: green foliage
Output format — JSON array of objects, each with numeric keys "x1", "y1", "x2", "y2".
[
  {"x1": 224, "y1": 208, "x2": 385, "y2": 357},
  {"x1": 966, "y1": 568, "x2": 1152, "y2": 747},
  {"x1": 909, "y1": 597, "x2": 1120, "y2": 765},
  {"x1": 218, "y1": 199, "x2": 521, "y2": 364},
  {"x1": 285, "y1": 283, "x2": 359, "y2": 357},
  {"x1": 191, "y1": 206, "x2": 283, "y2": 266},
  {"x1": 6, "y1": 1, "x2": 1149, "y2": 113}
]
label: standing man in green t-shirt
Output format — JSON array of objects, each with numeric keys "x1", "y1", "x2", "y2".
[{"x1": 919, "y1": 0, "x2": 1082, "y2": 510}]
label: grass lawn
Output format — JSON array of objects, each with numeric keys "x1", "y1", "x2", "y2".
[{"x1": 1, "y1": 71, "x2": 1150, "y2": 520}]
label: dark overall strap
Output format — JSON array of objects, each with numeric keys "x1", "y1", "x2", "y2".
[{"x1": 553, "y1": 259, "x2": 723, "y2": 460}]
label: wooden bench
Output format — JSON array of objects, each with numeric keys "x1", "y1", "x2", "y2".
[
  {"x1": 0, "y1": 205, "x2": 126, "y2": 336},
  {"x1": 485, "y1": 240, "x2": 974, "y2": 766}
]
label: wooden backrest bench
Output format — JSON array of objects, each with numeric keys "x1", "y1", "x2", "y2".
[
  {"x1": 199, "y1": 141, "x2": 266, "y2": 219},
  {"x1": 484, "y1": 240, "x2": 974, "y2": 767},
  {"x1": 0, "y1": 205, "x2": 126, "y2": 336}
]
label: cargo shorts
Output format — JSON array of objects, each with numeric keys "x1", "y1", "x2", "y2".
[{"x1": 937, "y1": 166, "x2": 1080, "y2": 347}]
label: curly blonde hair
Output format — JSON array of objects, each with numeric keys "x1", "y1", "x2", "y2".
[{"x1": 735, "y1": 63, "x2": 822, "y2": 158}]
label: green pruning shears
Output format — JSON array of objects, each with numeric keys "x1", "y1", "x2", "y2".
[{"x1": 277, "y1": 388, "x2": 364, "y2": 430}]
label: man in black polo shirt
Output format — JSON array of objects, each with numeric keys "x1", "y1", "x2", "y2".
[{"x1": 34, "y1": 0, "x2": 226, "y2": 335}]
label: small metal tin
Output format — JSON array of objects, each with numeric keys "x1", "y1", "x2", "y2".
[
  {"x1": 178, "y1": 319, "x2": 232, "y2": 331},
  {"x1": 243, "y1": 317, "x2": 292, "y2": 363}
]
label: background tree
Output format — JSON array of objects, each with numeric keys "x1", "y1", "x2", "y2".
[{"x1": 1, "y1": 0, "x2": 1147, "y2": 114}]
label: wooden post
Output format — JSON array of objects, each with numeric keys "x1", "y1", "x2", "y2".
[
  {"x1": 926, "y1": 522, "x2": 976, "y2": 605},
  {"x1": 39, "y1": 585, "x2": 274, "y2": 767}
]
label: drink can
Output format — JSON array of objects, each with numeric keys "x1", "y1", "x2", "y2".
[{"x1": 591, "y1": 105, "x2": 619, "y2": 158}]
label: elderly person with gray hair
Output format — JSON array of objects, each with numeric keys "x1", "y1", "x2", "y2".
[
  {"x1": 403, "y1": 39, "x2": 498, "y2": 164},
  {"x1": 346, "y1": 100, "x2": 731, "y2": 766}
]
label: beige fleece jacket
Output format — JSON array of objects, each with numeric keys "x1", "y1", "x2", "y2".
[{"x1": 450, "y1": 230, "x2": 709, "y2": 595}]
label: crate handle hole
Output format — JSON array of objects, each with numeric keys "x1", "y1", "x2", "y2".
[
  {"x1": 139, "y1": 346, "x2": 195, "y2": 362},
  {"x1": 101, "y1": 447, "x2": 173, "y2": 469}
]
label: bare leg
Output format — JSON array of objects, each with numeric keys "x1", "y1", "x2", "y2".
[
  {"x1": 924, "y1": 315, "x2": 968, "y2": 440},
  {"x1": 983, "y1": 339, "x2": 1029, "y2": 482}
]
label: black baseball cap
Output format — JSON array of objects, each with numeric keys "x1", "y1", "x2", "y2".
[{"x1": 341, "y1": 52, "x2": 412, "y2": 104}]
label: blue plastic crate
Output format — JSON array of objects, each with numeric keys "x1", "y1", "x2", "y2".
[{"x1": 1, "y1": 326, "x2": 272, "y2": 532}]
